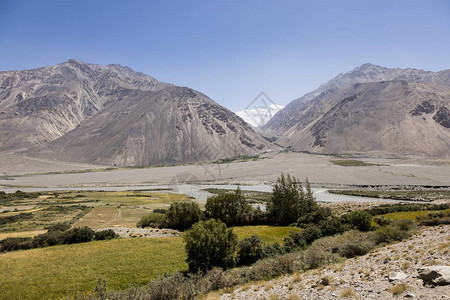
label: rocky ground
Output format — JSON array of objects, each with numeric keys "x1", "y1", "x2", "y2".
[
  {"x1": 96, "y1": 227, "x2": 180, "y2": 238},
  {"x1": 222, "y1": 225, "x2": 450, "y2": 299}
]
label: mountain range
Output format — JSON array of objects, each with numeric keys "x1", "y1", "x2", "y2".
[
  {"x1": 0, "y1": 60, "x2": 273, "y2": 166},
  {"x1": 0, "y1": 60, "x2": 449, "y2": 166},
  {"x1": 263, "y1": 63, "x2": 450, "y2": 158}
]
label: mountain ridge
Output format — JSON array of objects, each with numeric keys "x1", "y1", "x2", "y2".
[
  {"x1": 0, "y1": 60, "x2": 275, "y2": 166},
  {"x1": 263, "y1": 64, "x2": 450, "y2": 158}
]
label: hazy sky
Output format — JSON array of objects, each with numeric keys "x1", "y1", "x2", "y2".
[{"x1": 1, "y1": 0, "x2": 449, "y2": 111}]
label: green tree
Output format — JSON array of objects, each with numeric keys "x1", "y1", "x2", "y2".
[
  {"x1": 205, "y1": 186, "x2": 251, "y2": 226},
  {"x1": 344, "y1": 210, "x2": 372, "y2": 232},
  {"x1": 237, "y1": 235, "x2": 264, "y2": 266},
  {"x1": 166, "y1": 202, "x2": 202, "y2": 230},
  {"x1": 183, "y1": 219, "x2": 238, "y2": 272}
]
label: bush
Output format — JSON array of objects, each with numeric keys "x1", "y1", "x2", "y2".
[
  {"x1": 237, "y1": 235, "x2": 264, "y2": 266},
  {"x1": 183, "y1": 219, "x2": 238, "y2": 273},
  {"x1": 343, "y1": 210, "x2": 372, "y2": 231},
  {"x1": 45, "y1": 222, "x2": 71, "y2": 233},
  {"x1": 248, "y1": 252, "x2": 302, "y2": 281},
  {"x1": 375, "y1": 222, "x2": 412, "y2": 244},
  {"x1": 261, "y1": 242, "x2": 284, "y2": 258},
  {"x1": 0, "y1": 237, "x2": 33, "y2": 252},
  {"x1": 318, "y1": 215, "x2": 346, "y2": 236},
  {"x1": 63, "y1": 226, "x2": 95, "y2": 244},
  {"x1": 137, "y1": 213, "x2": 166, "y2": 228},
  {"x1": 166, "y1": 202, "x2": 202, "y2": 230},
  {"x1": 296, "y1": 206, "x2": 331, "y2": 226},
  {"x1": 300, "y1": 224, "x2": 323, "y2": 245},
  {"x1": 94, "y1": 229, "x2": 118, "y2": 240},
  {"x1": 417, "y1": 211, "x2": 450, "y2": 226}
]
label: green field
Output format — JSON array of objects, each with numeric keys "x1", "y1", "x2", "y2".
[
  {"x1": 329, "y1": 159, "x2": 382, "y2": 167},
  {"x1": 382, "y1": 209, "x2": 450, "y2": 220},
  {"x1": 203, "y1": 188, "x2": 272, "y2": 203},
  {"x1": 0, "y1": 191, "x2": 191, "y2": 239},
  {"x1": 328, "y1": 189, "x2": 450, "y2": 201},
  {"x1": 0, "y1": 224, "x2": 300, "y2": 299},
  {"x1": 60, "y1": 191, "x2": 191, "y2": 206},
  {"x1": 0, "y1": 237, "x2": 187, "y2": 300},
  {"x1": 232, "y1": 225, "x2": 302, "y2": 244}
]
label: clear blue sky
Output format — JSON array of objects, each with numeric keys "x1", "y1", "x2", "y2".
[{"x1": 1, "y1": 0, "x2": 449, "y2": 111}]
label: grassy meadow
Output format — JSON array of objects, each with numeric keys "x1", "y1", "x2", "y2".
[
  {"x1": 0, "y1": 237, "x2": 187, "y2": 300},
  {"x1": 232, "y1": 225, "x2": 302, "y2": 244},
  {"x1": 382, "y1": 209, "x2": 450, "y2": 220}
]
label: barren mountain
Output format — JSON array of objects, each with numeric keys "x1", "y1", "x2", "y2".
[
  {"x1": 0, "y1": 59, "x2": 171, "y2": 152},
  {"x1": 36, "y1": 86, "x2": 271, "y2": 166},
  {"x1": 263, "y1": 64, "x2": 450, "y2": 158},
  {"x1": 1, "y1": 60, "x2": 273, "y2": 166},
  {"x1": 265, "y1": 64, "x2": 450, "y2": 135}
]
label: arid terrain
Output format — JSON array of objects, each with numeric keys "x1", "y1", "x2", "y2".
[
  {"x1": 221, "y1": 224, "x2": 450, "y2": 300},
  {"x1": 1, "y1": 152, "x2": 449, "y2": 190}
]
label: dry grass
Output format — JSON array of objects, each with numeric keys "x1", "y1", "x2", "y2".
[
  {"x1": 73, "y1": 206, "x2": 150, "y2": 229},
  {"x1": 340, "y1": 287, "x2": 359, "y2": 299},
  {"x1": 0, "y1": 229, "x2": 46, "y2": 240},
  {"x1": 388, "y1": 283, "x2": 409, "y2": 295}
]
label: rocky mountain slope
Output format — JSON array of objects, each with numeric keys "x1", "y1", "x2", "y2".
[
  {"x1": 263, "y1": 64, "x2": 450, "y2": 158},
  {"x1": 0, "y1": 59, "x2": 170, "y2": 152},
  {"x1": 0, "y1": 60, "x2": 273, "y2": 166}
]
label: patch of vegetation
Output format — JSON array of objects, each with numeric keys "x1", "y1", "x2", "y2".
[
  {"x1": 0, "y1": 212, "x2": 33, "y2": 225},
  {"x1": 0, "y1": 225, "x2": 118, "y2": 253},
  {"x1": 232, "y1": 225, "x2": 301, "y2": 244},
  {"x1": 184, "y1": 219, "x2": 238, "y2": 272},
  {"x1": 417, "y1": 210, "x2": 450, "y2": 226},
  {"x1": 210, "y1": 154, "x2": 261, "y2": 164},
  {"x1": 0, "y1": 237, "x2": 187, "y2": 299},
  {"x1": 329, "y1": 159, "x2": 382, "y2": 166},
  {"x1": 203, "y1": 188, "x2": 272, "y2": 203},
  {"x1": 82, "y1": 217, "x2": 416, "y2": 299},
  {"x1": 365, "y1": 203, "x2": 449, "y2": 215},
  {"x1": 328, "y1": 189, "x2": 450, "y2": 201}
]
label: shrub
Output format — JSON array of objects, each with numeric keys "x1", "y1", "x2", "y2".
[
  {"x1": 343, "y1": 210, "x2": 372, "y2": 231},
  {"x1": 0, "y1": 237, "x2": 33, "y2": 252},
  {"x1": 374, "y1": 222, "x2": 412, "y2": 244},
  {"x1": 262, "y1": 242, "x2": 284, "y2": 258},
  {"x1": 318, "y1": 215, "x2": 346, "y2": 236},
  {"x1": 299, "y1": 224, "x2": 322, "y2": 245},
  {"x1": 296, "y1": 206, "x2": 331, "y2": 226},
  {"x1": 304, "y1": 245, "x2": 341, "y2": 269},
  {"x1": 137, "y1": 213, "x2": 166, "y2": 228},
  {"x1": 237, "y1": 235, "x2": 264, "y2": 266},
  {"x1": 166, "y1": 202, "x2": 202, "y2": 230},
  {"x1": 63, "y1": 226, "x2": 95, "y2": 244},
  {"x1": 417, "y1": 210, "x2": 450, "y2": 226},
  {"x1": 183, "y1": 219, "x2": 238, "y2": 273},
  {"x1": 45, "y1": 222, "x2": 71, "y2": 233},
  {"x1": 94, "y1": 229, "x2": 118, "y2": 240}
]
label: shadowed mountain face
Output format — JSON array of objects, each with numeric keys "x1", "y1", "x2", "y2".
[
  {"x1": 264, "y1": 64, "x2": 450, "y2": 158},
  {"x1": 0, "y1": 60, "x2": 273, "y2": 166}
]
